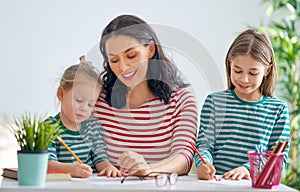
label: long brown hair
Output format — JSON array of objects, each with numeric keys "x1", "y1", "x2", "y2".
[
  {"x1": 225, "y1": 29, "x2": 276, "y2": 97},
  {"x1": 99, "y1": 14, "x2": 188, "y2": 108}
]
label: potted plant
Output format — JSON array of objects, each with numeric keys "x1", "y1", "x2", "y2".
[{"x1": 11, "y1": 113, "x2": 61, "y2": 186}]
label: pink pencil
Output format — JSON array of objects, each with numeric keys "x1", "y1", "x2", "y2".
[{"x1": 189, "y1": 140, "x2": 220, "y2": 181}]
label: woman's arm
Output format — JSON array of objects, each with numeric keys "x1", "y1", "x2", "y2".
[
  {"x1": 150, "y1": 89, "x2": 198, "y2": 175},
  {"x1": 149, "y1": 153, "x2": 188, "y2": 175},
  {"x1": 118, "y1": 88, "x2": 198, "y2": 176},
  {"x1": 118, "y1": 151, "x2": 188, "y2": 175}
]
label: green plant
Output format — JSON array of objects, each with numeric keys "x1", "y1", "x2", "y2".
[
  {"x1": 259, "y1": 0, "x2": 300, "y2": 190},
  {"x1": 12, "y1": 114, "x2": 61, "y2": 151}
]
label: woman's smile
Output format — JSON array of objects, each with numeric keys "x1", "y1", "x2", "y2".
[{"x1": 122, "y1": 70, "x2": 137, "y2": 79}]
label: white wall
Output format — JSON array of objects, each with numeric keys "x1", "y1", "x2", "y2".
[{"x1": 0, "y1": 0, "x2": 268, "y2": 120}]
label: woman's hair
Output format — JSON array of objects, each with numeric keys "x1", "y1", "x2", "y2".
[
  {"x1": 99, "y1": 14, "x2": 188, "y2": 108},
  {"x1": 225, "y1": 29, "x2": 276, "y2": 97},
  {"x1": 59, "y1": 60, "x2": 101, "y2": 91}
]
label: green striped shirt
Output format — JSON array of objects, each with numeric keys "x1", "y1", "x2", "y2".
[
  {"x1": 48, "y1": 113, "x2": 108, "y2": 172},
  {"x1": 194, "y1": 89, "x2": 290, "y2": 174}
]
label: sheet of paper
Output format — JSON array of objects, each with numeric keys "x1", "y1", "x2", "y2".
[
  {"x1": 71, "y1": 174, "x2": 155, "y2": 186},
  {"x1": 178, "y1": 175, "x2": 250, "y2": 186}
]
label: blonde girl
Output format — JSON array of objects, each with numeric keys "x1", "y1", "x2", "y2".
[{"x1": 48, "y1": 59, "x2": 121, "y2": 178}]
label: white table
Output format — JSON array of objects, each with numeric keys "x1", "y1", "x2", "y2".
[{"x1": 0, "y1": 174, "x2": 298, "y2": 192}]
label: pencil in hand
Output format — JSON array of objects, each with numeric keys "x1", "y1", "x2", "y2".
[
  {"x1": 189, "y1": 140, "x2": 220, "y2": 181},
  {"x1": 56, "y1": 136, "x2": 83, "y2": 164}
]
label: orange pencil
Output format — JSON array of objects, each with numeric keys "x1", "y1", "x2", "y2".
[
  {"x1": 189, "y1": 141, "x2": 220, "y2": 181},
  {"x1": 56, "y1": 136, "x2": 83, "y2": 164}
]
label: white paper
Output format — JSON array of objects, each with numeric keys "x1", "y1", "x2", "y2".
[
  {"x1": 71, "y1": 174, "x2": 155, "y2": 186},
  {"x1": 178, "y1": 175, "x2": 250, "y2": 186}
]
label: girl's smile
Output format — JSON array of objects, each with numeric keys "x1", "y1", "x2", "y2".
[
  {"x1": 230, "y1": 54, "x2": 271, "y2": 102},
  {"x1": 237, "y1": 84, "x2": 250, "y2": 89}
]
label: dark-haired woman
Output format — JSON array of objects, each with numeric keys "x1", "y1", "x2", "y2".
[{"x1": 94, "y1": 14, "x2": 198, "y2": 176}]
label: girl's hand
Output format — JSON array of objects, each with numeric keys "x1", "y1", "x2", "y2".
[
  {"x1": 222, "y1": 166, "x2": 250, "y2": 180},
  {"x1": 118, "y1": 150, "x2": 152, "y2": 176},
  {"x1": 71, "y1": 164, "x2": 93, "y2": 178},
  {"x1": 197, "y1": 163, "x2": 216, "y2": 180},
  {"x1": 97, "y1": 165, "x2": 122, "y2": 178}
]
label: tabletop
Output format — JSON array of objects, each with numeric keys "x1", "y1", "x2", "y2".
[{"x1": 0, "y1": 174, "x2": 298, "y2": 192}]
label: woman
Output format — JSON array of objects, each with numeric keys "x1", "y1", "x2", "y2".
[{"x1": 93, "y1": 14, "x2": 198, "y2": 176}]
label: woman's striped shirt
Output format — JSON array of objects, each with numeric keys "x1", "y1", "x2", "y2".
[
  {"x1": 48, "y1": 113, "x2": 108, "y2": 172},
  {"x1": 195, "y1": 89, "x2": 290, "y2": 174},
  {"x1": 93, "y1": 88, "x2": 198, "y2": 171}
]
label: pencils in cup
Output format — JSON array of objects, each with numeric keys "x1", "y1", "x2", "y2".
[
  {"x1": 254, "y1": 144, "x2": 265, "y2": 171},
  {"x1": 56, "y1": 136, "x2": 83, "y2": 164},
  {"x1": 189, "y1": 141, "x2": 220, "y2": 181}
]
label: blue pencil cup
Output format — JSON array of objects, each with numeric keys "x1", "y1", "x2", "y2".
[{"x1": 17, "y1": 150, "x2": 49, "y2": 186}]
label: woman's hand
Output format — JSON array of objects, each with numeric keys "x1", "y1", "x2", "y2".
[
  {"x1": 197, "y1": 163, "x2": 216, "y2": 180},
  {"x1": 118, "y1": 150, "x2": 152, "y2": 176},
  {"x1": 71, "y1": 164, "x2": 93, "y2": 178},
  {"x1": 222, "y1": 166, "x2": 250, "y2": 180},
  {"x1": 97, "y1": 165, "x2": 122, "y2": 178}
]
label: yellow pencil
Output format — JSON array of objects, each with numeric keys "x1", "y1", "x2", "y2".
[{"x1": 56, "y1": 136, "x2": 83, "y2": 164}]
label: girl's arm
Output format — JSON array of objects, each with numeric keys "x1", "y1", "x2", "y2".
[
  {"x1": 87, "y1": 118, "x2": 122, "y2": 177},
  {"x1": 195, "y1": 94, "x2": 215, "y2": 167},
  {"x1": 88, "y1": 118, "x2": 110, "y2": 165},
  {"x1": 195, "y1": 94, "x2": 217, "y2": 180},
  {"x1": 267, "y1": 102, "x2": 291, "y2": 165},
  {"x1": 48, "y1": 160, "x2": 92, "y2": 178},
  {"x1": 96, "y1": 160, "x2": 122, "y2": 177},
  {"x1": 47, "y1": 131, "x2": 92, "y2": 178}
]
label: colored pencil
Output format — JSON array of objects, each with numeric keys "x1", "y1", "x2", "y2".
[
  {"x1": 255, "y1": 139, "x2": 286, "y2": 185},
  {"x1": 261, "y1": 138, "x2": 290, "y2": 186},
  {"x1": 56, "y1": 136, "x2": 83, "y2": 164},
  {"x1": 254, "y1": 144, "x2": 265, "y2": 167},
  {"x1": 189, "y1": 141, "x2": 219, "y2": 181}
]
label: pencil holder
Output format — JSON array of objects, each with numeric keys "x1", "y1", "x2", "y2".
[{"x1": 248, "y1": 150, "x2": 284, "y2": 189}]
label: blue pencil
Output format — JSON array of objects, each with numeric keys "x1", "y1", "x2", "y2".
[{"x1": 254, "y1": 145, "x2": 265, "y2": 168}]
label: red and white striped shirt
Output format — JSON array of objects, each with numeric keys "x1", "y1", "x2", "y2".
[{"x1": 93, "y1": 88, "x2": 198, "y2": 170}]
